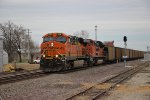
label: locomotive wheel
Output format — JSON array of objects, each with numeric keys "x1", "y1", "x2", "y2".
[
  {"x1": 55, "y1": 66, "x2": 63, "y2": 71},
  {"x1": 93, "y1": 59, "x2": 98, "y2": 65},
  {"x1": 87, "y1": 59, "x2": 93, "y2": 67},
  {"x1": 70, "y1": 61, "x2": 74, "y2": 69},
  {"x1": 64, "y1": 61, "x2": 74, "y2": 70},
  {"x1": 88, "y1": 61, "x2": 93, "y2": 67}
]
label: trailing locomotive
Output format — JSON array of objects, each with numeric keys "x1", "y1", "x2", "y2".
[{"x1": 40, "y1": 32, "x2": 144, "y2": 72}]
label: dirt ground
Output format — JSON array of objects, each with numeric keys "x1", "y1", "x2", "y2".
[{"x1": 100, "y1": 63, "x2": 150, "y2": 100}]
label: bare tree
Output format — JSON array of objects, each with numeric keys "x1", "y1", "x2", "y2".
[
  {"x1": 0, "y1": 21, "x2": 36, "y2": 62},
  {"x1": 74, "y1": 30, "x2": 89, "y2": 39},
  {"x1": 21, "y1": 33, "x2": 38, "y2": 63},
  {"x1": 13, "y1": 25, "x2": 26, "y2": 62},
  {"x1": 0, "y1": 21, "x2": 16, "y2": 62}
]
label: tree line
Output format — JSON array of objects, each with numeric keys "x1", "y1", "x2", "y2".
[{"x1": 0, "y1": 21, "x2": 38, "y2": 62}]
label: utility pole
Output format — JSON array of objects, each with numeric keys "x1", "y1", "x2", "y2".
[
  {"x1": 147, "y1": 46, "x2": 149, "y2": 53},
  {"x1": 27, "y1": 29, "x2": 31, "y2": 63},
  {"x1": 95, "y1": 25, "x2": 97, "y2": 41}
]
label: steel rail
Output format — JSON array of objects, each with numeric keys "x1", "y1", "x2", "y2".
[
  {"x1": 66, "y1": 62, "x2": 149, "y2": 100},
  {"x1": 0, "y1": 70, "x2": 46, "y2": 85}
]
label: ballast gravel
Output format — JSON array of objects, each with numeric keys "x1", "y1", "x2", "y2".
[{"x1": 0, "y1": 60, "x2": 143, "y2": 100}]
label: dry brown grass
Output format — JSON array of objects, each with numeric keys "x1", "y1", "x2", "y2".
[
  {"x1": 3, "y1": 63, "x2": 40, "y2": 71},
  {"x1": 16, "y1": 63, "x2": 40, "y2": 71}
]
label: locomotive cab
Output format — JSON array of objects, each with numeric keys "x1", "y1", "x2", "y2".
[
  {"x1": 40, "y1": 33, "x2": 85, "y2": 71},
  {"x1": 40, "y1": 33, "x2": 68, "y2": 71}
]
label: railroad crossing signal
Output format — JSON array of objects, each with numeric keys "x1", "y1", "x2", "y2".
[
  {"x1": 123, "y1": 36, "x2": 127, "y2": 42},
  {"x1": 123, "y1": 36, "x2": 127, "y2": 67}
]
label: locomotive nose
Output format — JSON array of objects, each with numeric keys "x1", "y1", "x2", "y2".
[{"x1": 41, "y1": 41, "x2": 65, "y2": 58}]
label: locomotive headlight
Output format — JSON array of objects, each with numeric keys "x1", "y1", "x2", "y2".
[
  {"x1": 55, "y1": 55, "x2": 58, "y2": 58},
  {"x1": 51, "y1": 42, "x2": 54, "y2": 47},
  {"x1": 43, "y1": 54, "x2": 45, "y2": 58}
]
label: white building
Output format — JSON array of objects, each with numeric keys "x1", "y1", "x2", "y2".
[
  {"x1": 3, "y1": 50, "x2": 8, "y2": 64},
  {"x1": 144, "y1": 53, "x2": 150, "y2": 61},
  {"x1": 0, "y1": 35, "x2": 8, "y2": 72},
  {"x1": 0, "y1": 36, "x2": 3, "y2": 72}
]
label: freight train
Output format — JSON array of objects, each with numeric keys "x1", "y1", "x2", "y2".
[{"x1": 40, "y1": 32, "x2": 144, "y2": 71}]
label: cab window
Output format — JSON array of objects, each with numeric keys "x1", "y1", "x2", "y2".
[
  {"x1": 56, "y1": 36, "x2": 66, "y2": 43},
  {"x1": 43, "y1": 37, "x2": 54, "y2": 42}
]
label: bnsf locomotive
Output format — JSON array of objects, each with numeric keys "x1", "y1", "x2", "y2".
[{"x1": 40, "y1": 32, "x2": 144, "y2": 71}]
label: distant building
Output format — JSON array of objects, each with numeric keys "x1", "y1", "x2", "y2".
[{"x1": 0, "y1": 36, "x2": 3, "y2": 72}]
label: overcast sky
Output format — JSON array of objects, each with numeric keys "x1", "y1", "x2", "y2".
[{"x1": 0, "y1": 0, "x2": 150, "y2": 51}]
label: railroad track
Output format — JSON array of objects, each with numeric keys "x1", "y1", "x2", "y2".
[
  {"x1": 0, "y1": 70, "x2": 46, "y2": 85},
  {"x1": 0, "y1": 66, "x2": 89, "y2": 85},
  {"x1": 0, "y1": 65, "x2": 96, "y2": 85},
  {"x1": 66, "y1": 61, "x2": 149, "y2": 100},
  {"x1": 0, "y1": 60, "x2": 145, "y2": 85}
]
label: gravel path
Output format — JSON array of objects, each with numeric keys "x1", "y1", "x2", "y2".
[
  {"x1": 0, "y1": 60, "x2": 143, "y2": 100},
  {"x1": 100, "y1": 62, "x2": 150, "y2": 100}
]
